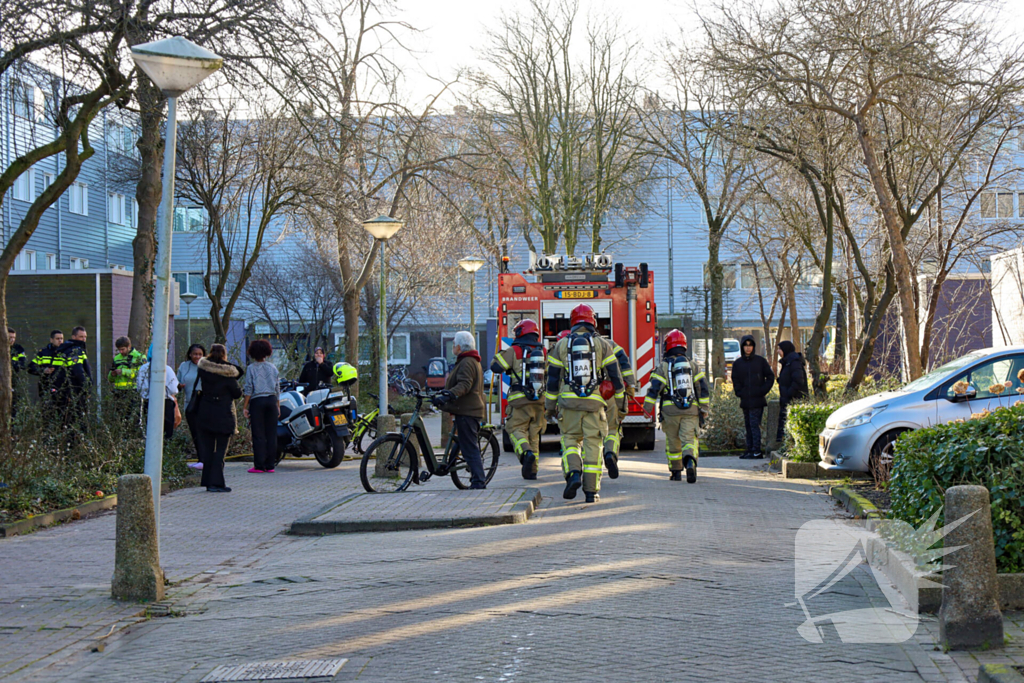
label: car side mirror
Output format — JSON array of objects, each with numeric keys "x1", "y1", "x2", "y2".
[{"x1": 948, "y1": 385, "x2": 977, "y2": 402}]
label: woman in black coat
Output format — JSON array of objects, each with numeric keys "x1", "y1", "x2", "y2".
[
  {"x1": 298, "y1": 347, "x2": 332, "y2": 390},
  {"x1": 732, "y1": 335, "x2": 776, "y2": 459},
  {"x1": 194, "y1": 344, "x2": 244, "y2": 492},
  {"x1": 775, "y1": 340, "x2": 808, "y2": 442}
]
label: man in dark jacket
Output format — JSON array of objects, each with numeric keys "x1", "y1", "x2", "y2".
[
  {"x1": 29, "y1": 329, "x2": 63, "y2": 400},
  {"x1": 298, "y1": 347, "x2": 333, "y2": 390},
  {"x1": 775, "y1": 340, "x2": 808, "y2": 443},
  {"x1": 53, "y1": 326, "x2": 92, "y2": 427},
  {"x1": 731, "y1": 335, "x2": 775, "y2": 459},
  {"x1": 433, "y1": 330, "x2": 487, "y2": 489}
]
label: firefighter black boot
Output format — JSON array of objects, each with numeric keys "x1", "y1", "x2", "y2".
[
  {"x1": 521, "y1": 451, "x2": 537, "y2": 480},
  {"x1": 670, "y1": 471, "x2": 682, "y2": 482},
  {"x1": 603, "y1": 450, "x2": 619, "y2": 479},
  {"x1": 585, "y1": 491, "x2": 600, "y2": 503},
  {"x1": 563, "y1": 471, "x2": 582, "y2": 499},
  {"x1": 684, "y1": 456, "x2": 697, "y2": 483}
]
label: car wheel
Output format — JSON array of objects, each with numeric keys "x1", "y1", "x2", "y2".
[{"x1": 869, "y1": 429, "x2": 907, "y2": 484}]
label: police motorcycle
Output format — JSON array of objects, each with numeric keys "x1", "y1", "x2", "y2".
[{"x1": 274, "y1": 362, "x2": 359, "y2": 469}]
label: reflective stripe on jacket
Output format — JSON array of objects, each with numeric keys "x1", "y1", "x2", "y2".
[{"x1": 109, "y1": 349, "x2": 144, "y2": 390}]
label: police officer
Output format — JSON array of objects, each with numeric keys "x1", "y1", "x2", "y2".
[
  {"x1": 28, "y1": 329, "x2": 63, "y2": 401},
  {"x1": 109, "y1": 336, "x2": 144, "y2": 393},
  {"x1": 644, "y1": 330, "x2": 709, "y2": 483},
  {"x1": 546, "y1": 304, "x2": 624, "y2": 503},
  {"x1": 490, "y1": 319, "x2": 547, "y2": 480},
  {"x1": 9, "y1": 327, "x2": 26, "y2": 416},
  {"x1": 599, "y1": 337, "x2": 636, "y2": 479},
  {"x1": 53, "y1": 326, "x2": 92, "y2": 426}
]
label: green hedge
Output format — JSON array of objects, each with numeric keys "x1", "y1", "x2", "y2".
[
  {"x1": 890, "y1": 404, "x2": 1024, "y2": 573},
  {"x1": 785, "y1": 403, "x2": 839, "y2": 462}
]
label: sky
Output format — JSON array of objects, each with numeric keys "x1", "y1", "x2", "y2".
[{"x1": 390, "y1": 0, "x2": 1024, "y2": 109}]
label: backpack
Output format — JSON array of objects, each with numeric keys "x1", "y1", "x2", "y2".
[
  {"x1": 567, "y1": 332, "x2": 598, "y2": 398},
  {"x1": 517, "y1": 344, "x2": 547, "y2": 401}
]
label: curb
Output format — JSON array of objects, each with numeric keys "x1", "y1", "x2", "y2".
[
  {"x1": 290, "y1": 487, "x2": 543, "y2": 535},
  {"x1": 829, "y1": 485, "x2": 883, "y2": 525},
  {"x1": 0, "y1": 474, "x2": 201, "y2": 538},
  {"x1": 979, "y1": 664, "x2": 1024, "y2": 683}
]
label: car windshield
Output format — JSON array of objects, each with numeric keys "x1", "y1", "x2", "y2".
[
  {"x1": 723, "y1": 340, "x2": 740, "y2": 353},
  {"x1": 899, "y1": 350, "x2": 990, "y2": 393}
]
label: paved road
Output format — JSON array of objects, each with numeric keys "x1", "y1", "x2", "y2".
[{"x1": 0, "y1": 426, "x2": 987, "y2": 682}]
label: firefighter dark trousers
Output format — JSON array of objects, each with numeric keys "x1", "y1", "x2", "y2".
[
  {"x1": 507, "y1": 402, "x2": 545, "y2": 475},
  {"x1": 560, "y1": 408, "x2": 607, "y2": 493},
  {"x1": 663, "y1": 413, "x2": 699, "y2": 472}
]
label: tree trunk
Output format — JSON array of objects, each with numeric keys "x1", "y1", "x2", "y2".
[
  {"x1": 0, "y1": 275, "x2": 10, "y2": 442},
  {"x1": 847, "y1": 269, "x2": 897, "y2": 390},
  {"x1": 708, "y1": 227, "x2": 726, "y2": 378},
  {"x1": 787, "y1": 269, "x2": 800, "y2": 351},
  {"x1": 128, "y1": 82, "x2": 165, "y2": 350},
  {"x1": 855, "y1": 120, "x2": 923, "y2": 379}
]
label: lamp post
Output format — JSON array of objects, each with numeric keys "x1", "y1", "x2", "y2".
[
  {"x1": 180, "y1": 291, "x2": 197, "y2": 344},
  {"x1": 362, "y1": 216, "x2": 404, "y2": 423},
  {"x1": 458, "y1": 257, "x2": 485, "y2": 335},
  {"x1": 131, "y1": 37, "x2": 222, "y2": 539}
]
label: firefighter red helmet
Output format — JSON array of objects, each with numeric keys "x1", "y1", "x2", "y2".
[
  {"x1": 570, "y1": 304, "x2": 596, "y2": 328},
  {"x1": 664, "y1": 329, "x2": 687, "y2": 352},
  {"x1": 557, "y1": 329, "x2": 571, "y2": 341},
  {"x1": 513, "y1": 319, "x2": 540, "y2": 338}
]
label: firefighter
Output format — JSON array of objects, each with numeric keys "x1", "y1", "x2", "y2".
[
  {"x1": 643, "y1": 330, "x2": 709, "y2": 483},
  {"x1": 53, "y1": 326, "x2": 92, "y2": 427},
  {"x1": 546, "y1": 304, "x2": 625, "y2": 503},
  {"x1": 491, "y1": 319, "x2": 547, "y2": 480},
  {"x1": 28, "y1": 329, "x2": 64, "y2": 401},
  {"x1": 599, "y1": 337, "x2": 636, "y2": 479}
]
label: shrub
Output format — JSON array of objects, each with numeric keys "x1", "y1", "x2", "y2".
[
  {"x1": 890, "y1": 404, "x2": 1024, "y2": 573},
  {"x1": 700, "y1": 383, "x2": 745, "y2": 451},
  {"x1": 784, "y1": 403, "x2": 839, "y2": 462}
]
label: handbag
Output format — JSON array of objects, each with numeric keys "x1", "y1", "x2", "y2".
[
  {"x1": 185, "y1": 373, "x2": 202, "y2": 417},
  {"x1": 174, "y1": 400, "x2": 183, "y2": 429}
]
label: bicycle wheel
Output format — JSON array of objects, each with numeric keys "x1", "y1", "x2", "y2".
[
  {"x1": 353, "y1": 420, "x2": 377, "y2": 455},
  {"x1": 360, "y1": 434, "x2": 416, "y2": 493},
  {"x1": 450, "y1": 429, "x2": 500, "y2": 490}
]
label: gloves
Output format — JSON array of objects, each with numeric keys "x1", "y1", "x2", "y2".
[
  {"x1": 431, "y1": 390, "x2": 455, "y2": 408},
  {"x1": 625, "y1": 384, "x2": 636, "y2": 399},
  {"x1": 545, "y1": 407, "x2": 558, "y2": 421}
]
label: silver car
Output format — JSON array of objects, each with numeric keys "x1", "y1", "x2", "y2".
[{"x1": 819, "y1": 345, "x2": 1024, "y2": 473}]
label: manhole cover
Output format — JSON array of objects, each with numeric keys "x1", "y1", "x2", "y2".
[{"x1": 201, "y1": 658, "x2": 348, "y2": 682}]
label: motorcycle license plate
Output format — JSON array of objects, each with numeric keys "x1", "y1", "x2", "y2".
[{"x1": 332, "y1": 414, "x2": 348, "y2": 426}]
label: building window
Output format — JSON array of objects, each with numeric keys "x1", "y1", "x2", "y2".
[
  {"x1": 172, "y1": 272, "x2": 204, "y2": 297},
  {"x1": 46, "y1": 253, "x2": 57, "y2": 270},
  {"x1": 12, "y1": 81, "x2": 34, "y2": 119},
  {"x1": 43, "y1": 172, "x2": 54, "y2": 189},
  {"x1": 106, "y1": 122, "x2": 137, "y2": 157},
  {"x1": 108, "y1": 192, "x2": 125, "y2": 225},
  {"x1": 132, "y1": 199, "x2": 138, "y2": 228},
  {"x1": 70, "y1": 257, "x2": 88, "y2": 270},
  {"x1": 389, "y1": 333, "x2": 411, "y2": 365},
  {"x1": 14, "y1": 250, "x2": 35, "y2": 271},
  {"x1": 981, "y1": 191, "x2": 1015, "y2": 218},
  {"x1": 173, "y1": 206, "x2": 206, "y2": 232},
  {"x1": 69, "y1": 182, "x2": 88, "y2": 215},
  {"x1": 12, "y1": 168, "x2": 34, "y2": 202}
]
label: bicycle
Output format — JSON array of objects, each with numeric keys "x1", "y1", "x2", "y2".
[
  {"x1": 350, "y1": 394, "x2": 398, "y2": 455},
  {"x1": 359, "y1": 391, "x2": 500, "y2": 493},
  {"x1": 387, "y1": 367, "x2": 420, "y2": 396}
]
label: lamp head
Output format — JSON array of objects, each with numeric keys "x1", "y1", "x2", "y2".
[
  {"x1": 362, "y1": 215, "x2": 404, "y2": 241},
  {"x1": 180, "y1": 291, "x2": 198, "y2": 305},
  {"x1": 130, "y1": 37, "x2": 223, "y2": 96},
  {"x1": 458, "y1": 256, "x2": 486, "y2": 273}
]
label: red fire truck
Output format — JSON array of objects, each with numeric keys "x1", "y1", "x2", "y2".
[{"x1": 495, "y1": 253, "x2": 657, "y2": 450}]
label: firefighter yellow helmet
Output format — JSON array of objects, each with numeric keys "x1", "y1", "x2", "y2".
[{"x1": 333, "y1": 362, "x2": 358, "y2": 385}]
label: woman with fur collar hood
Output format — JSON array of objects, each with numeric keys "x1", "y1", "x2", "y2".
[{"x1": 195, "y1": 344, "x2": 244, "y2": 492}]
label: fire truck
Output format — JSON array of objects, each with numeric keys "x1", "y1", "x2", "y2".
[{"x1": 495, "y1": 253, "x2": 657, "y2": 451}]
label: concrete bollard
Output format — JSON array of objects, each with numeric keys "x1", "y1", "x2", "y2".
[
  {"x1": 374, "y1": 414, "x2": 398, "y2": 478},
  {"x1": 939, "y1": 485, "x2": 1003, "y2": 650},
  {"x1": 111, "y1": 474, "x2": 164, "y2": 602}
]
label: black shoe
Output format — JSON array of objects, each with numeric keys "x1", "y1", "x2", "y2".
[
  {"x1": 584, "y1": 492, "x2": 600, "y2": 503},
  {"x1": 206, "y1": 486, "x2": 231, "y2": 492},
  {"x1": 739, "y1": 452, "x2": 754, "y2": 460},
  {"x1": 751, "y1": 452, "x2": 765, "y2": 460},
  {"x1": 604, "y1": 452, "x2": 619, "y2": 479},
  {"x1": 684, "y1": 456, "x2": 697, "y2": 483},
  {"x1": 470, "y1": 483, "x2": 487, "y2": 490},
  {"x1": 670, "y1": 471, "x2": 682, "y2": 481},
  {"x1": 563, "y1": 471, "x2": 582, "y2": 500},
  {"x1": 522, "y1": 451, "x2": 537, "y2": 480}
]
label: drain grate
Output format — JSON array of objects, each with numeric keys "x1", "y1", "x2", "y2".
[{"x1": 201, "y1": 658, "x2": 347, "y2": 682}]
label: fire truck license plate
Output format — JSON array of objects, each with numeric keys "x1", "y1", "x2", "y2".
[
  {"x1": 332, "y1": 414, "x2": 348, "y2": 426},
  {"x1": 556, "y1": 290, "x2": 595, "y2": 299}
]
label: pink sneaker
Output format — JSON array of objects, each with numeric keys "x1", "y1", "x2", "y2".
[
  {"x1": 188, "y1": 462, "x2": 203, "y2": 470},
  {"x1": 248, "y1": 468, "x2": 266, "y2": 474},
  {"x1": 265, "y1": 469, "x2": 275, "y2": 473}
]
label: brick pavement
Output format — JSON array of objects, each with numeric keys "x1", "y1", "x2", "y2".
[{"x1": 0, "y1": 426, "x2": 1013, "y2": 683}]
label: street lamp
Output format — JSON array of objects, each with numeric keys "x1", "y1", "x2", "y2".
[
  {"x1": 131, "y1": 37, "x2": 222, "y2": 537},
  {"x1": 458, "y1": 257, "x2": 485, "y2": 334},
  {"x1": 180, "y1": 291, "x2": 198, "y2": 345},
  {"x1": 362, "y1": 216, "x2": 404, "y2": 423}
]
